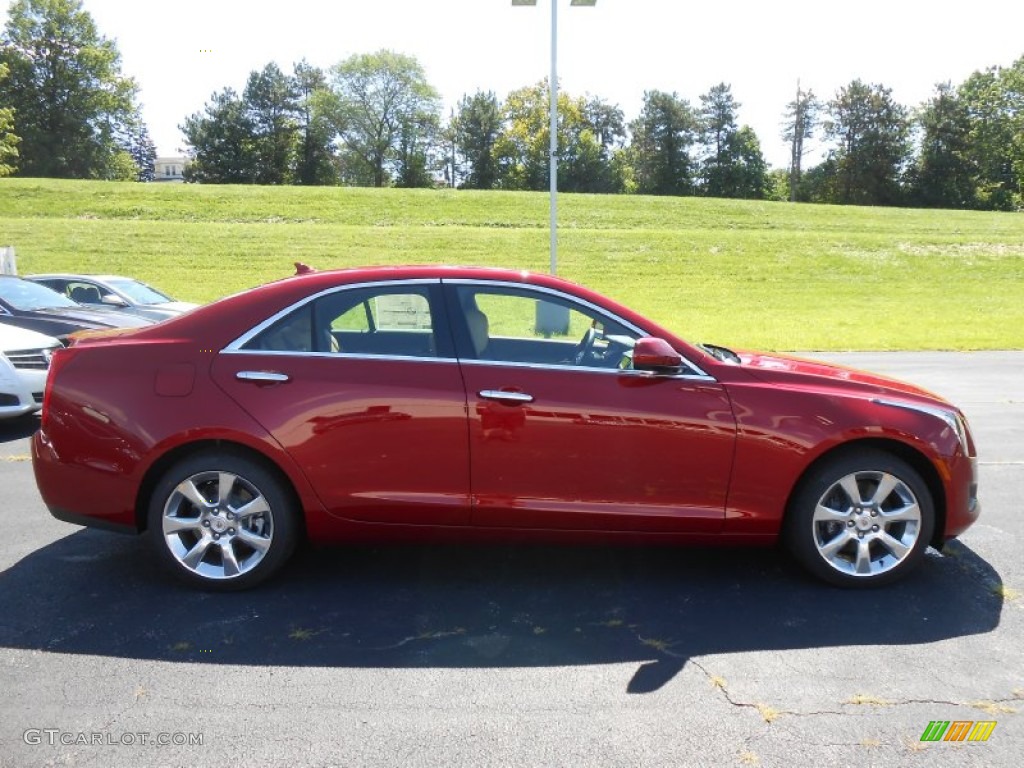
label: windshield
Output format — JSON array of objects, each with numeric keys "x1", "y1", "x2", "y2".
[
  {"x1": 106, "y1": 278, "x2": 173, "y2": 305},
  {"x1": 0, "y1": 278, "x2": 78, "y2": 311}
]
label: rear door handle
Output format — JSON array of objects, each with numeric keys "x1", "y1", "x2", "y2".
[
  {"x1": 479, "y1": 389, "x2": 534, "y2": 404},
  {"x1": 236, "y1": 370, "x2": 290, "y2": 384}
]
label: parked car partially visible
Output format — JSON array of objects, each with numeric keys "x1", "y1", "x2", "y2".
[
  {"x1": 26, "y1": 274, "x2": 198, "y2": 322},
  {"x1": 0, "y1": 322, "x2": 61, "y2": 420},
  {"x1": 0, "y1": 276, "x2": 152, "y2": 343}
]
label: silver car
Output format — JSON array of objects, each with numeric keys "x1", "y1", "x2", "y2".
[{"x1": 26, "y1": 274, "x2": 199, "y2": 322}]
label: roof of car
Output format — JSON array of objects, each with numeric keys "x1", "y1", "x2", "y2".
[{"x1": 282, "y1": 264, "x2": 583, "y2": 288}]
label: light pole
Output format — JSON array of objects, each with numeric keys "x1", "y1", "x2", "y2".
[{"x1": 512, "y1": 0, "x2": 596, "y2": 276}]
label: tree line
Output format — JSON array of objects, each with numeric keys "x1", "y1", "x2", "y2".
[
  {"x1": 174, "y1": 54, "x2": 1024, "y2": 212},
  {"x1": 1, "y1": 0, "x2": 1022, "y2": 211}
]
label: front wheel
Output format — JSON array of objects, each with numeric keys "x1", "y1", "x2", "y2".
[
  {"x1": 147, "y1": 452, "x2": 298, "y2": 590},
  {"x1": 785, "y1": 450, "x2": 935, "y2": 587}
]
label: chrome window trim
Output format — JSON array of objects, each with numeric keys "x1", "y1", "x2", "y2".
[
  {"x1": 443, "y1": 278, "x2": 713, "y2": 380},
  {"x1": 224, "y1": 278, "x2": 444, "y2": 353},
  {"x1": 220, "y1": 348, "x2": 713, "y2": 380},
  {"x1": 222, "y1": 275, "x2": 715, "y2": 381},
  {"x1": 457, "y1": 357, "x2": 717, "y2": 381}
]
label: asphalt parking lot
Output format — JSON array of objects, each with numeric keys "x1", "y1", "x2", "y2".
[{"x1": 0, "y1": 352, "x2": 1020, "y2": 767}]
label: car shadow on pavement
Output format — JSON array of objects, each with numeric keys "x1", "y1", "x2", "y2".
[{"x1": 0, "y1": 531, "x2": 1003, "y2": 693}]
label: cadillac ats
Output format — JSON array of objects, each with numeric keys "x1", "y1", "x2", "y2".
[{"x1": 32, "y1": 267, "x2": 980, "y2": 589}]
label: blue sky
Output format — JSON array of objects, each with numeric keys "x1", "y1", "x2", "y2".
[{"x1": 4, "y1": 0, "x2": 1023, "y2": 167}]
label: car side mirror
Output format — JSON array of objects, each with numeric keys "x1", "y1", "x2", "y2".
[
  {"x1": 632, "y1": 337, "x2": 683, "y2": 371},
  {"x1": 101, "y1": 294, "x2": 128, "y2": 307}
]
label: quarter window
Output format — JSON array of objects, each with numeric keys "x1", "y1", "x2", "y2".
[{"x1": 243, "y1": 285, "x2": 445, "y2": 358}]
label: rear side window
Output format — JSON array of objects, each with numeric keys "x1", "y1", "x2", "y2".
[{"x1": 243, "y1": 285, "x2": 448, "y2": 359}]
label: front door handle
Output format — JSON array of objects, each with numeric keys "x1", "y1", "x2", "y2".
[
  {"x1": 479, "y1": 389, "x2": 534, "y2": 404},
  {"x1": 236, "y1": 370, "x2": 290, "y2": 384}
]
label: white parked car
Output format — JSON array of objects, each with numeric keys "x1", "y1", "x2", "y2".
[{"x1": 0, "y1": 322, "x2": 62, "y2": 420}]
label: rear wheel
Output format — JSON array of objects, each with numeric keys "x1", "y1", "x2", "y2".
[
  {"x1": 147, "y1": 452, "x2": 298, "y2": 590},
  {"x1": 785, "y1": 450, "x2": 934, "y2": 587}
]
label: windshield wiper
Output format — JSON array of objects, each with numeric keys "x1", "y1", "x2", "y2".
[{"x1": 700, "y1": 343, "x2": 741, "y2": 364}]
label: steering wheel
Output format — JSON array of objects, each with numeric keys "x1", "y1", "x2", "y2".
[{"x1": 573, "y1": 327, "x2": 599, "y2": 365}]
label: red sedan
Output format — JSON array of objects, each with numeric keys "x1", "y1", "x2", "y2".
[{"x1": 32, "y1": 266, "x2": 980, "y2": 589}]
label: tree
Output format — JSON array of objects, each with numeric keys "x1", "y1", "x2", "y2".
[
  {"x1": 452, "y1": 91, "x2": 502, "y2": 189},
  {"x1": 395, "y1": 110, "x2": 439, "y2": 188},
  {"x1": 765, "y1": 167, "x2": 791, "y2": 202},
  {"x1": 627, "y1": 90, "x2": 697, "y2": 196},
  {"x1": 907, "y1": 82, "x2": 975, "y2": 208},
  {"x1": 323, "y1": 50, "x2": 441, "y2": 187},
  {"x1": 800, "y1": 155, "x2": 841, "y2": 203},
  {"x1": 492, "y1": 81, "x2": 549, "y2": 190},
  {"x1": 824, "y1": 79, "x2": 910, "y2": 205},
  {"x1": 244, "y1": 63, "x2": 298, "y2": 185},
  {"x1": 182, "y1": 61, "x2": 338, "y2": 186},
  {"x1": 492, "y1": 80, "x2": 621, "y2": 193},
  {"x1": 694, "y1": 83, "x2": 767, "y2": 199},
  {"x1": 180, "y1": 88, "x2": 256, "y2": 183},
  {"x1": 0, "y1": 62, "x2": 19, "y2": 176},
  {"x1": 548, "y1": 92, "x2": 618, "y2": 193},
  {"x1": 0, "y1": 0, "x2": 139, "y2": 178},
  {"x1": 1008, "y1": 58, "x2": 1024, "y2": 210},
  {"x1": 571, "y1": 95, "x2": 626, "y2": 193},
  {"x1": 292, "y1": 60, "x2": 337, "y2": 186},
  {"x1": 123, "y1": 117, "x2": 156, "y2": 182},
  {"x1": 698, "y1": 82, "x2": 738, "y2": 196},
  {"x1": 956, "y1": 60, "x2": 1024, "y2": 210},
  {"x1": 726, "y1": 125, "x2": 769, "y2": 199},
  {"x1": 782, "y1": 82, "x2": 820, "y2": 202}
]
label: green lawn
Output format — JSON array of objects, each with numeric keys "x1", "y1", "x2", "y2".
[{"x1": 2, "y1": 178, "x2": 1022, "y2": 350}]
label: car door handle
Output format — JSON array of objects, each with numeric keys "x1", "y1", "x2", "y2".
[
  {"x1": 479, "y1": 389, "x2": 534, "y2": 404},
  {"x1": 236, "y1": 370, "x2": 290, "y2": 384}
]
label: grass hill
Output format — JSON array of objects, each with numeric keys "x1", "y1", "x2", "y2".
[{"x1": 2, "y1": 178, "x2": 1021, "y2": 350}]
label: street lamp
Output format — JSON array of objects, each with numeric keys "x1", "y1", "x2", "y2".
[{"x1": 512, "y1": 0, "x2": 597, "y2": 277}]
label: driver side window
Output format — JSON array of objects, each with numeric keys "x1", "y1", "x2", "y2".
[{"x1": 453, "y1": 285, "x2": 638, "y2": 369}]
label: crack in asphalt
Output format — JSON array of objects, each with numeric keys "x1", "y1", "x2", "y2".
[
  {"x1": 688, "y1": 658, "x2": 1021, "y2": 724},
  {"x1": 370, "y1": 627, "x2": 467, "y2": 651}
]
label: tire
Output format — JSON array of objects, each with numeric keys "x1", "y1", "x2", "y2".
[
  {"x1": 784, "y1": 450, "x2": 934, "y2": 588},
  {"x1": 147, "y1": 451, "x2": 298, "y2": 590}
]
